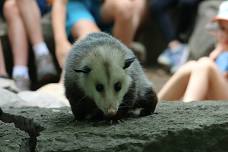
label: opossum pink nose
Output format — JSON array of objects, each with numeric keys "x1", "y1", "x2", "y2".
[{"x1": 107, "y1": 108, "x2": 117, "y2": 116}]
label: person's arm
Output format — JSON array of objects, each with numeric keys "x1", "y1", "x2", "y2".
[
  {"x1": 52, "y1": 0, "x2": 68, "y2": 44},
  {"x1": 51, "y1": 0, "x2": 71, "y2": 68},
  {"x1": 209, "y1": 43, "x2": 224, "y2": 61},
  {"x1": 224, "y1": 72, "x2": 228, "y2": 79}
]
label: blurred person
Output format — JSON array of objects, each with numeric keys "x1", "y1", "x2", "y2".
[
  {"x1": 150, "y1": 0, "x2": 202, "y2": 73},
  {"x1": 15, "y1": 0, "x2": 57, "y2": 82},
  {"x1": 2, "y1": 0, "x2": 30, "y2": 91},
  {"x1": 188, "y1": 0, "x2": 223, "y2": 60},
  {"x1": 0, "y1": 1, "x2": 19, "y2": 92},
  {"x1": 158, "y1": 1, "x2": 228, "y2": 102},
  {"x1": 2, "y1": 0, "x2": 57, "y2": 91},
  {"x1": 51, "y1": 0, "x2": 146, "y2": 68}
]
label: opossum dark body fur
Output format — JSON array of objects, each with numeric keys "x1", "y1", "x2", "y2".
[{"x1": 64, "y1": 32, "x2": 157, "y2": 121}]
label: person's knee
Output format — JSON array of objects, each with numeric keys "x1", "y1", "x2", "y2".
[
  {"x1": 3, "y1": 0, "x2": 20, "y2": 20},
  {"x1": 198, "y1": 57, "x2": 214, "y2": 66},
  {"x1": 112, "y1": 1, "x2": 134, "y2": 22},
  {"x1": 15, "y1": 0, "x2": 29, "y2": 5},
  {"x1": 72, "y1": 20, "x2": 100, "y2": 39},
  {"x1": 197, "y1": 57, "x2": 217, "y2": 73},
  {"x1": 184, "y1": 60, "x2": 197, "y2": 69},
  {"x1": 178, "y1": 60, "x2": 197, "y2": 74}
]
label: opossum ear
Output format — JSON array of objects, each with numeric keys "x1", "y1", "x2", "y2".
[
  {"x1": 74, "y1": 66, "x2": 91, "y2": 74},
  {"x1": 123, "y1": 57, "x2": 135, "y2": 69}
]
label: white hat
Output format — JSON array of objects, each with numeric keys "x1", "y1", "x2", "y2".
[{"x1": 213, "y1": 1, "x2": 228, "y2": 21}]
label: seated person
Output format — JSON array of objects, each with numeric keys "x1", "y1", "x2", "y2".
[
  {"x1": 158, "y1": 1, "x2": 228, "y2": 102},
  {"x1": 51, "y1": 0, "x2": 146, "y2": 69},
  {"x1": 1, "y1": 0, "x2": 56, "y2": 91},
  {"x1": 150, "y1": 0, "x2": 202, "y2": 73}
]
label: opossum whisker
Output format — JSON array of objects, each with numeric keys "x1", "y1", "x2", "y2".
[
  {"x1": 119, "y1": 104, "x2": 134, "y2": 108},
  {"x1": 127, "y1": 87, "x2": 135, "y2": 91}
]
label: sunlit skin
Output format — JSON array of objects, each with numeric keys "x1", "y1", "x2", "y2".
[{"x1": 158, "y1": 19, "x2": 228, "y2": 102}]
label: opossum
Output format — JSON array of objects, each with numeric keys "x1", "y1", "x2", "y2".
[{"x1": 64, "y1": 32, "x2": 157, "y2": 121}]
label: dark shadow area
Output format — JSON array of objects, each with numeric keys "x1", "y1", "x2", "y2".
[{"x1": 0, "y1": 107, "x2": 44, "y2": 152}]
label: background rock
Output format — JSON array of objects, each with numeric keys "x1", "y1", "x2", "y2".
[
  {"x1": 0, "y1": 88, "x2": 24, "y2": 107},
  {"x1": 0, "y1": 120, "x2": 27, "y2": 152},
  {"x1": 188, "y1": 0, "x2": 222, "y2": 59},
  {"x1": 0, "y1": 87, "x2": 69, "y2": 108},
  {"x1": 1, "y1": 101, "x2": 228, "y2": 152}
]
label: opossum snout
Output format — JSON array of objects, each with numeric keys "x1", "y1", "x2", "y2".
[{"x1": 106, "y1": 107, "x2": 117, "y2": 117}]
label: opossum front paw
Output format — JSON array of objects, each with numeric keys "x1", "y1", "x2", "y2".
[
  {"x1": 107, "y1": 119, "x2": 124, "y2": 125},
  {"x1": 139, "y1": 108, "x2": 152, "y2": 117}
]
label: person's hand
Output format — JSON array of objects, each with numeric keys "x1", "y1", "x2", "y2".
[
  {"x1": 56, "y1": 40, "x2": 72, "y2": 69},
  {"x1": 209, "y1": 49, "x2": 222, "y2": 61},
  {"x1": 209, "y1": 43, "x2": 224, "y2": 61}
]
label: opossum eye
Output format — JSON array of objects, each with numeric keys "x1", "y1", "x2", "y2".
[
  {"x1": 114, "y1": 81, "x2": 121, "y2": 92},
  {"x1": 123, "y1": 57, "x2": 135, "y2": 69},
  {"x1": 74, "y1": 66, "x2": 91, "y2": 74},
  {"x1": 96, "y1": 84, "x2": 104, "y2": 92}
]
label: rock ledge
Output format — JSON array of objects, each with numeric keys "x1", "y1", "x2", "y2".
[{"x1": 1, "y1": 101, "x2": 228, "y2": 152}]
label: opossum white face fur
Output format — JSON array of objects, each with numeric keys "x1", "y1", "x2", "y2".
[{"x1": 75, "y1": 45, "x2": 135, "y2": 117}]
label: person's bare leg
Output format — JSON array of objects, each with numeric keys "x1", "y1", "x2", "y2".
[
  {"x1": 101, "y1": 0, "x2": 145, "y2": 47},
  {"x1": 206, "y1": 68, "x2": 228, "y2": 100},
  {"x1": 0, "y1": 40, "x2": 7, "y2": 76},
  {"x1": 16, "y1": 0, "x2": 52, "y2": 57},
  {"x1": 3, "y1": 0, "x2": 28, "y2": 67},
  {"x1": 16, "y1": 0, "x2": 43, "y2": 45},
  {"x1": 158, "y1": 61, "x2": 196, "y2": 101},
  {"x1": 3, "y1": 0, "x2": 30, "y2": 91},
  {"x1": 71, "y1": 20, "x2": 100, "y2": 40},
  {"x1": 16, "y1": 0, "x2": 57, "y2": 82},
  {"x1": 183, "y1": 57, "x2": 228, "y2": 101}
]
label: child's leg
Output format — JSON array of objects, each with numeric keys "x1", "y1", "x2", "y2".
[
  {"x1": 158, "y1": 61, "x2": 196, "y2": 100},
  {"x1": 67, "y1": 1, "x2": 100, "y2": 40},
  {"x1": 206, "y1": 72, "x2": 228, "y2": 100},
  {"x1": 16, "y1": 0, "x2": 51, "y2": 57},
  {"x1": 16, "y1": 0, "x2": 57, "y2": 82},
  {"x1": 3, "y1": 0, "x2": 29, "y2": 73},
  {"x1": 183, "y1": 57, "x2": 228, "y2": 101},
  {"x1": 71, "y1": 20, "x2": 100, "y2": 40},
  {"x1": 16, "y1": 0, "x2": 44, "y2": 46},
  {"x1": 101, "y1": 0, "x2": 145, "y2": 47},
  {"x1": 3, "y1": 0, "x2": 30, "y2": 90}
]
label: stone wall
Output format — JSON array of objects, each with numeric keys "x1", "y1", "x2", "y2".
[
  {"x1": 188, "y1": 0, "x2": 222, "y2": 59},
  {"x1": 1, "y1": 91, "x2": 228, "y2": 152}
]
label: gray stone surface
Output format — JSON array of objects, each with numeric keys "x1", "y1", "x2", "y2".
[
  {"x1": 0, "y1": 88, "x2": 24, "y2": 107},
  {"x1": 188, "y1": 0, "x2": 222, "y2": 59},
  {"x1": 0, "y1": 121, "x2": 27, "y2": 152},
  {"x1": 1, "y1": 101, "x2": 228, "y2": 151},
  {"x1": 0, "y1": 87, "x2": 69, "y2": 108}
]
